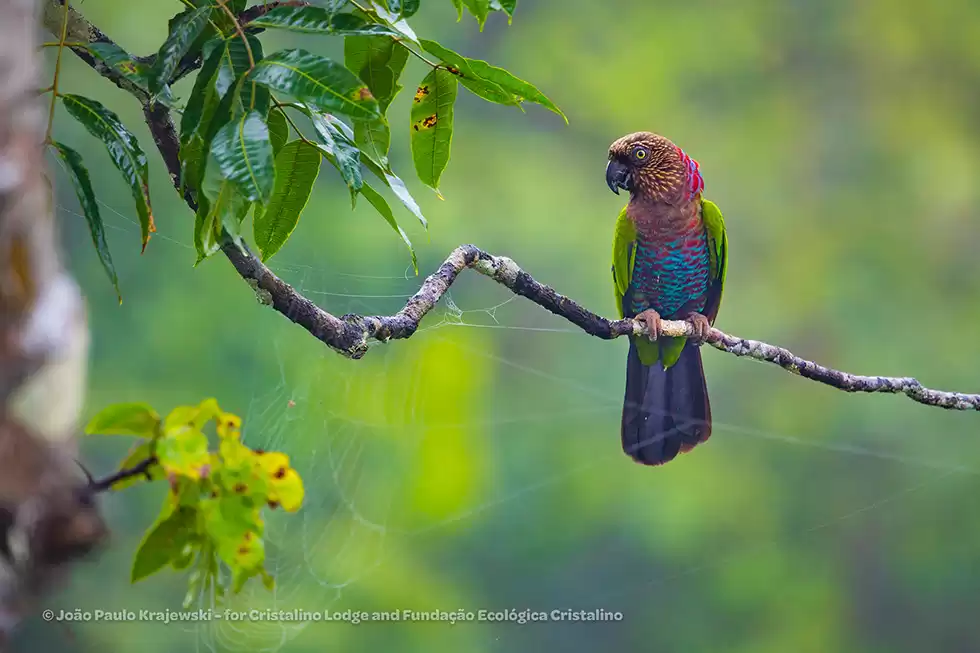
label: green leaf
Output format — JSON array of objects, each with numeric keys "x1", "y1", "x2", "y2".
[
  {"x1": 254, "y1": 140, "x2": 322, "y2": 261},
  {"x1": 150, "y1": 6, "x2": 211, "y2": 96},
  {"x1": 410, "y1": 68, "x2": 457, "y2": 193},
  {"x1": 193, "y1": 196, "x2": 221, "y2": 263},
  {"x1": 450, "y1": 0, "x2": 463, "y2": 20},
  {"x1": 188, "y1": 78, "x2": 245, "y2": 196},
  {"x1": 463, "y1": 57, "x2": 566, "y2": 122},
  {"x1": 88, "y1": 42, "x2": 178, "y2": 107},
  {"x1": 353, "y1": 119, "x2": 390, "y2": 169},
  {"x1": 384, "y1": 170, "x2": 427, "y2": 228},
  {"x1": 489, "y1": 0, "x2": 517, "y2": 19},
  {"x1": 310, "y1": 112, "x2": 363, "y2": 195},
  {"x1": 180, "y1": 40, "x2": 225, "y2": 143},
  {"x1": 179, "y1": 42, "x2": 227, "y2": 195},
  {"x1": 385, "y1": 0, "x2": 421, "y2": 18},
  {"x1": 462, "y1": 0, "x2": 490, "y2": 29},
  {"x1": 171, "y1": 542, "x2": 199, "y2": 570},
  {"x1": 248, "y1": 6, "x2": 400, "y2": 36},
  {"x1": 418, "y1": 39, "x2": 517, "y2": 106},
  {"x1": 249, "y1": 49, "x2": 381, "y2": 120},
  {"x1": 366, "y1": 2, "x2": 420, "y2": 44},
  {"x1": 51, "y1": 141, "x2": 120, "y2": 301},
  {"x1": 211, "y1": 35, "x2": 269, "y2": 117},
  {"x1": 197, "y1": 150, "x2": 251, "y2": 261},
  {"x1": 164, "y1": 399, "x2": 222, "y2": 434},
  {"x1": 132, "y1": 506, "x2": 198, "y2": 583},
  {"x1": 345, "y1": 36, "x2": 407, "y2": 165},
  {"x1": 418, "y1": 39, "x2": 565, "y2": 120},
  {"x1": 61, "y1": 95, "x2": 155, "y2": 250},
  {"x1": 210, "y1": 111, "x2": 275, "y2": 204},
  {"x1": 361, "y1": 182, "x2": 417, "y2": 273},
  {"x1": 85, "y1": 402, "x2": 160, "y2": 437},
  {"x1": 355, "y1": 129, "x2": 427, "y2": 228},
  {"x1": 200, "y1": 497, "x2": 264, "y2": 588},
  {"x1": 344, "y1": 35, "x2": 409, "y2": 114},
  {"x1": 267, "y1": 107, "x2": 289, "y2": 157},
  {"x1": 157, "y1": 429, "x2": 210, "y2": 478}
]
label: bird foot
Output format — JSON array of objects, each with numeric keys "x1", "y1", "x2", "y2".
[
  {"x1": 684, "y1": 312, "x2": 711, "y2": 345},
  {"x1": 635, "y1": 309, "x2": 662, "y2": 341}
]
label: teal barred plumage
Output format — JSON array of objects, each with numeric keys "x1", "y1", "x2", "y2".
[
  {"x1": 627, "y1": 228, "x2": 711, "y2": 318},
  {"x1": 606, "y1": 132, "x2": 728, "y2": 466}
]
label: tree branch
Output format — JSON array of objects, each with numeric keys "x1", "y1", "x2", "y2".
[
  {"x1": 88, "y1": 456, "x2": 156, "y2": 494},
  {"x1": 44, "y1": 3, "x2": 980, "y2": 414}
]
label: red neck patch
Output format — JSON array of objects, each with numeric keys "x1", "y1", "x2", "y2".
[{"x1": 675, "y1": 146, "x2": 704, "y2": 201}]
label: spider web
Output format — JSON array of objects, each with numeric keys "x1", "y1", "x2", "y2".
[{"x1": 56, "y1": 195, "x2": 977, "y2": 652}]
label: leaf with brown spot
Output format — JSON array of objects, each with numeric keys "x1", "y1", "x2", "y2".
[
  {"x1": 419, "y1": 39, "x2": 566, "y2": 122},
  {"x1": 418, "y1": 40, "x2": 517, "y2": 106},
  {"x1": 410, "y1": 68, "x2": 458, "y2": 193}
]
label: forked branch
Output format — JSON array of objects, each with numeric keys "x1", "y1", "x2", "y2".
[{"x1": 45, "y1": 2, "x2": 980, "y2": 414}]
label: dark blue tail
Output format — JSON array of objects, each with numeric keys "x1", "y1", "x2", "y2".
[{"x1": 621, "y1": 339, "x2": 712, "y2": 465}]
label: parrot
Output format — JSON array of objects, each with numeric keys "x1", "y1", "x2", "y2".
[{"x1": 605, "y1": 132, "x2": 728, "y2": 466}]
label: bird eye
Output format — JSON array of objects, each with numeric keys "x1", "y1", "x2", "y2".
[{"x1": 633, "y1": 147, "x2": 648, "y2": 161}]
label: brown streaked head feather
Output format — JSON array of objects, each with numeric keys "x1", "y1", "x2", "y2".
[{"x1": 607, "y1": 132, "x2": 688, "y2": 203}]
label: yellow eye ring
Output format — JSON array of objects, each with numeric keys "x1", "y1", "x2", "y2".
[{"x1": 634, "y1": 148, "x2": 647, "y2": 160}]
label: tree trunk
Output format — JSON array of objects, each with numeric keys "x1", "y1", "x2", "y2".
[{"x1": 0, "y1": 0, "x2": 105, "y2": 647}]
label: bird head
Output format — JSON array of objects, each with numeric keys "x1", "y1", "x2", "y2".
[{"x1": 606, "y1": 132, "x2": 703, "y2": 203}]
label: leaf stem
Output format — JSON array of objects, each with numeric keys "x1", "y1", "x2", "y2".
[
  {"x1": 272, "y1": 99, "x2": 321, "y2": 150},
  {"x1": 45, "y1": 0, "x2": 73, "y2": 143},
  {"x1": 393, "y1": 39, "x2": 439, "y2": 68},
  {"x1": 215, "y1": 0, "x2": 257, "y2": 110},
  {"x1": 349, "y1": 0, "x2": 438, "y2": 67}
]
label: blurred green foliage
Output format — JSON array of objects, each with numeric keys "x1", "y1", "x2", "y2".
[
  {"x1": 21, "y1": 0, "x2": 980, "y2": 651},
  {"x1": 84, "y1": 399, "x2": 304, "y2": 600}
]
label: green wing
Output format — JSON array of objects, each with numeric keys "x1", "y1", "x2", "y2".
[
  {"x1": 611, "y1": 205, "x2": 636, "y2": 320},
  {"x1": 612, "y1": 206, "x2": 661, "y2": 364},
  {"x1": 701, "y1": 197, "x2": 728, "y2": 325}
]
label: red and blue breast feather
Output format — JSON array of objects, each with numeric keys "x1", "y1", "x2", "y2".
[{"x1": 675, "y1": 146, "x2": 704, "y2": 201}]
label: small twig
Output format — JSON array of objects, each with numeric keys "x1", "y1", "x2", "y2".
[
  {"x1": 89, "y1": 456, "x2": 157, "y2": 494},
  {"x1": 40, "y1": 41, "x2": 88, "y2": 49},
  {"x1": 216, "y1": 0, "x2": 254, "y2": 69},
  {"x1": 44, "y1": 0, "x2": 72, "y2": 142},
  {"x1": 349, "y1": 0, "x2": 439, "y2": 68},
  {"x1": 215, "y1": 0, "x2": 256, "y2": 109}
]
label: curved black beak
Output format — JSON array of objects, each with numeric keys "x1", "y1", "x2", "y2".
[{"x1": 605, "y1": 158, "x2": 632, "y2": 195}]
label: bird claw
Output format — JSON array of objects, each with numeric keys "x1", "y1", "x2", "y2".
[
  {"x1": 635, "y1": 309, "x2": 662, "y2": 341},
  {"x1": 684, "y1": 312, "x2": 711, "y2": 345}
]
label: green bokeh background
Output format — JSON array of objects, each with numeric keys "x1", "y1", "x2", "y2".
[{"x1": 19, "y1": 0, "x2": 980, "y2": 651}]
